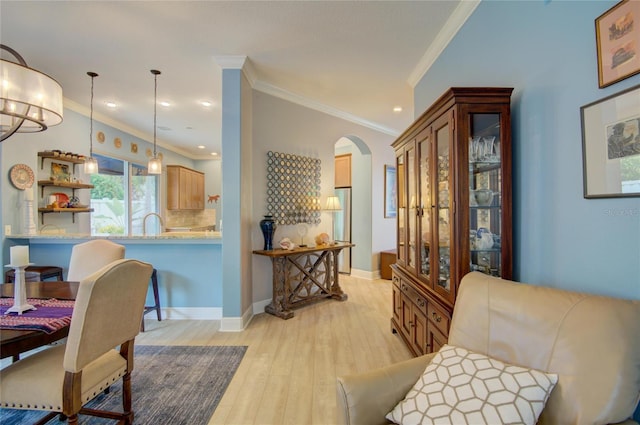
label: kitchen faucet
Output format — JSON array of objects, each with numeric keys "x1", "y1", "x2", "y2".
[{"x1": 143, "y1": 213, "x2": 164, "y2": 235}]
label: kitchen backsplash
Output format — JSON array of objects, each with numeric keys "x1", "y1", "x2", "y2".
[{"x1": 165, "y1": 209, "x2": 216, "y2": 229}]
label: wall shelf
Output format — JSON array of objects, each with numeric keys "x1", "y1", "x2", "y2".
[
  {"x1": 37, "y1": 208, "x2": 94, "y2": 224},
  {"x1": 37, "y1": 152, "x2": 94, "y2": 225}
]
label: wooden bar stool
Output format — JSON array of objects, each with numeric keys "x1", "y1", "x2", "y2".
[
  {"x1": 5, "y1": 266, "x2": 64, "y2": 283},
  {"x1": 141, "y1": 268, "x2": 161, "y2": 332}
]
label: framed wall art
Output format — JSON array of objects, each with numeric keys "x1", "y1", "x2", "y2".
[
  {"x1": 265, "y1": 151, "x2": 322, "y2": 225},
  {"x1": 580, "y1": 84, "x2": 640, "y2": 198},
  {"x1": 384, "y1": 164, "x2": 397, "y2": 218},
  {"x1": 596, "y1": 0, "x2": 640, "y2": 88}
]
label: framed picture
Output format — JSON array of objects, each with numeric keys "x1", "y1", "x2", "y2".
[
  {"x1": 384, "y1": 164, "x2": 397, "y2": 218},
  {"x1": 51, "y1": 162, "x2": 70, "y2": 182},
  {"x1": 596, "y1": 0, "x2": 640, "y2": 88},
  {"x1": 580, "y1": 84, "x2": 640, "y2": 198}
]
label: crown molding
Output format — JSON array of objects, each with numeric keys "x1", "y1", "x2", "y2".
[
  {"x1": 252, "y1": 80, "x2": 401, "y2": 137},
  {"x1": 407, "y1": 0, "x2": 481, "y2": 87},
  {"x1": 63, "y1": 98, "x2": 196, "y2": 159},
  {"x1": 213, "y1": 55, "x2": 248, "y2": 70}
]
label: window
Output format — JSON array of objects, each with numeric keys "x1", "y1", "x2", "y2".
[{"x1": 89, "y1": 154, "x2": 159, "y2": 235}]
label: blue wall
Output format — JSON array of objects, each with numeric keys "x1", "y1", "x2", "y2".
[{"x1": 415, "y1": 1, "x2": 640, "y2": 300}]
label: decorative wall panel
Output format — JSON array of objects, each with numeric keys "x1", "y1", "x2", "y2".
[{"x1": 266, "y1": 151, "x2": 321, "y2": 225}]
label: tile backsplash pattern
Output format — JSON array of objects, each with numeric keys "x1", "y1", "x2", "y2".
[{"x1": 165, "y1": 209, "x2": 216, "y2": 229}]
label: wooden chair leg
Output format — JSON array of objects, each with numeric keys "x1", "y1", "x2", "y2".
[
  {"x1": 32, "y1": 412, "x2": 58, "y2": 425},
  {"x1": 122, "y1": 371, "x2": 134, "y2": 425}
]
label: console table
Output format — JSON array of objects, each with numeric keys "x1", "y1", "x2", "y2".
[{"x1": 253, "y1": 242, "x2": 354, "y2": 319}]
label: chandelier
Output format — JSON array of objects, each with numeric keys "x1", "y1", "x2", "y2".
[{"x1": 0, "y1": 44, "x2": 63, "y2": 142}]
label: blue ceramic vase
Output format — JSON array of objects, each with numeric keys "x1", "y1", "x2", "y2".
[{"x1": 259, "y1": 215, "x2": 277, "y2": 250}]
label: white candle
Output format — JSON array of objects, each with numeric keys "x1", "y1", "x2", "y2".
[
  {"x1": 10, "y1": 246, "x2": 29, "y2": 266},
  {"x1": 23, "y1": 187, "x2": 34, "y2": 201}
]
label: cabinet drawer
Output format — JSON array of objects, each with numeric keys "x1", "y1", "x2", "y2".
[
  {"x1": 427, "y1": 303, "x2": 449, "y2": 336},
  {"x1": 392, "y1": 273, "x2": 401, "y2": 289},
  {"x1": 399, "y1": 280, "x2": 427, "y2": 316}
]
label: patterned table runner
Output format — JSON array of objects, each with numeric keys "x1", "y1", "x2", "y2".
[{"x1": 0, "y1": 298, "x2": 74, "y2": 334}]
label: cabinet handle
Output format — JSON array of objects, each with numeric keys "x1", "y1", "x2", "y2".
[
  {"x1": 409, "y1": 321, "x2": 415, "y2": 328},
  {"x1": 432, "y1": 312, "x2": 442, "y2": 322},
  {"x1": 417, "y1": 298, "x2": 425, "y2": 308}
]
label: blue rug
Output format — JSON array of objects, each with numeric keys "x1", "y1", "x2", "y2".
[{"x1": 0, "y1": 345, "x2": 247, "y2": 424}]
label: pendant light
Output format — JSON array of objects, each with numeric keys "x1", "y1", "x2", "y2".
[
  {"x1": 147, "y1": 69, "x2": 162, "y2": 174},
  {"x1": 83, "y1": 72, "x2": 99, "y2": 174}
]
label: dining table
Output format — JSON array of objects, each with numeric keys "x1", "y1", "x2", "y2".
[{"x1": 0, "y1": 281, "x2": 78, "y2": 360}]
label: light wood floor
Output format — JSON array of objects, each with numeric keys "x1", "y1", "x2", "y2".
[{"x1": 137, "y1": 274, "x2": 412, "y2": 425}]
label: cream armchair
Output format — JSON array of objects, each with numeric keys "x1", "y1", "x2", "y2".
[
  {"x1": 0, "y1": 259, "x2": 153, "y2": 424},
  {"x1": 336, "y1": 272, "x2": 640, "y2": 425}
]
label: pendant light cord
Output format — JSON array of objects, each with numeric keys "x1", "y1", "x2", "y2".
[
  {"x1": 152, "y1": 70, "x2": 160, "y2": 157},
  {"x1": 87, "y1": 72, "x2": 98, "y2": 157}
]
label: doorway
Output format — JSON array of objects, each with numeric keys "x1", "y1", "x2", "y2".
[
  {"x1": 334, "y1": 136, "x2": 372, "y2": 276},
  {"x1": 334, "y1": 187, "x2": 352, "y2": 274}
]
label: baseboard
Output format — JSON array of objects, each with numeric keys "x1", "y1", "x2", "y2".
[
  {"x1": 159, "y1": 306, "x2": 254, "y2": 332},
  {"x1": 161, "y1": 307, "x2": 221, "y2": 320},
  {"x1": 253, "y1": 298, "x2": 271, "y2": 315},
  {"x1": 219, "y1": 305, "x2": 254, "y2": 332},
  {"x1": 350, "y1": 268, "x2": 379, "y2": 280}
]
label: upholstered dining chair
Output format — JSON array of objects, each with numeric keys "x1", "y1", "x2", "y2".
[
  {"x1": 66, "y1": 239, "x2": 125, "y2": 282},
  {"x1": 0, "y1": 258, "x2": 153, "y2": 425}
]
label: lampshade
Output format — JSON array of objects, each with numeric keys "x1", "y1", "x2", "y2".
[
  {"x1": 1, "y1": 44, "x2": 63, "y2": 141},
  {"x1": 325, "y1": 196, "x2": 342, "y2": 211},
  {"x1": 147, "y1": 69, "x2": 162, "y2": 175},
  {"x1": 84, "y1": 71, "x2": 98, "y2": 174}
]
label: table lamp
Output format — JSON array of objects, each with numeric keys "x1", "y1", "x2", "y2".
[{"x1": 325, "y1": 195, "x2": 342, "y2": 243}]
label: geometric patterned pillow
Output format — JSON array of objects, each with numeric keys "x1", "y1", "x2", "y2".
[{"x1": 386, "y1": 345, "x2": 558, "y2": 425}]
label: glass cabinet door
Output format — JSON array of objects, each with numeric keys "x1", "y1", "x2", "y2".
[
  {"x1": 418, "y1": 136, "x2": 432, "y2": 281},
  {"x1": 468, "y1": 113, "x2": 502, "y2": 277},
  {"x1": 406, "y1": 144, "x2": 417, "y2": 272},
  {"x1": 435, "y1": 121, "x2": 452, "y2": 295},
  {"x1": 396, "y1": 153, "x2": 405, "y2": 266}
]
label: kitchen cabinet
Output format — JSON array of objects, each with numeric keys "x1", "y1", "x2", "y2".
[
  {"x1": 167, "y1": 165, "x2": 205, "y2": 210},
  {"x1": 335, "y1": 154, "x2": 351, "y2": 188},
  {"x1": 37, "y1": 152, "x2": 94, "y2": 224},
  {"x1": 391, "y1": 87, "x2": 513, "y2": 356}
]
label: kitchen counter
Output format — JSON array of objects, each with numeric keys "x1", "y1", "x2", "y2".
[
  {"x1": 7, "y1": 232, "x2": 222, "y2": 245},
  {"x1": 6, "y1": 234, "x2": 223, "y2": 316}
]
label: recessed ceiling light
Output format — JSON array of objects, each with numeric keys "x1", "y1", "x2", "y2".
[
  {"x1": 160, "y1": 101, "x2": 170, "y2": 107},
  {"x1": 197, "y1": 145, "x2": 205, "y2": 149},
  {"x1": 211, "y1": 152, "x2": 218, "y2": 156},
  {"x1": 393, "y1": 106, "x2": 403, "y2": 112},
  {"x1": 201, "y1": 101, "x2": 212, "y2": 107},
  {"x1": 106, "y1": 102, "x2": 117, "y2": 108}
]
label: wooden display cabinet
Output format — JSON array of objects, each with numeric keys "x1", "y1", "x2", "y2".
[{"x1": 391, "y1": 87, "x2": 513, "y2": 356}]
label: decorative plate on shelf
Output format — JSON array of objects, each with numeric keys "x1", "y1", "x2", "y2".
[
  {"x1": 96, "y1": 131, "x2": 105, "y2": 143},
  {"x1": 51, "y1": 192, "x2": 70, "y2": 207},
  {"x1": 9, "y1": 164, "x2": 35, "y2": 190}
]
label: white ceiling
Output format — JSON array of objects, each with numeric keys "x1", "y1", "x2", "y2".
[{"x1": 1, "y1": 1, "x2": 478, "y2": 159}]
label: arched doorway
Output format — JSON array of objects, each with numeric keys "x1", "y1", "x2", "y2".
[{"x1": 334, "y1": 136, "x2": 373, "y2": 275}]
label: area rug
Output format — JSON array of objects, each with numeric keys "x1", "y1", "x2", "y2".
[{"x1": 0, "y1": 345, "x2": 247, "y2": 425}]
